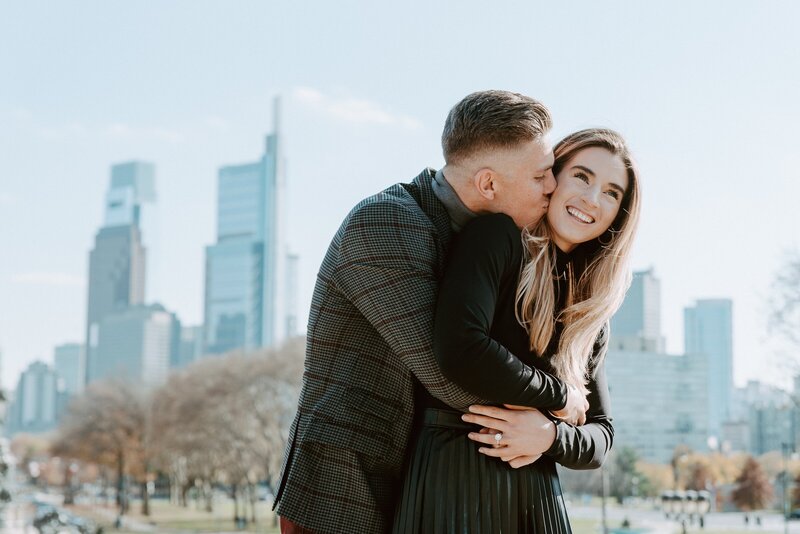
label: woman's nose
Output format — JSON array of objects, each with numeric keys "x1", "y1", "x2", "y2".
[{"x1": 582, "y1": 187, "x2": 601, "y2": 208}]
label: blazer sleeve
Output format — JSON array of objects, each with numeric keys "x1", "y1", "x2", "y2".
[
  {"x1": 433, "y1": 213, "x2": 569, "y2": 410},
  {"x1": 544, "y1": 337, "x2": 614, "y2": 470},
  {"x1": 333, "y1": 199, "x2": 483, "y2": 411}
]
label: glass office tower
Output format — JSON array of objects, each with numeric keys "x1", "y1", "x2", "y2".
[
  {"x1": 85, "y1": 162, "x2": 155, "y2": 384},
  {"x1": 685, "y1": 299, "x2": 734, "y2": 439},
  {"x1": 204, "y1": 97, "x2": 286, "y2": 353}
]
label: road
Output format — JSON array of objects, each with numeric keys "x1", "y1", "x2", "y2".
[
  {"x1": 1, "y1": 501, "x2": 36, "y2": 533},
  {"x1": 569, "y1": 505, "x2": 800, "y2": 533}
]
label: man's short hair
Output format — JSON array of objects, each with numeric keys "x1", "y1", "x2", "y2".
[{"x1": 442, "y1": 90, "x2": 552, "y2": 165}]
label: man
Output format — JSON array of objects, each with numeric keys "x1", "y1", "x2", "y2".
[{"x1": 275, "y1": 90, "x2": 586, "y2": 533}]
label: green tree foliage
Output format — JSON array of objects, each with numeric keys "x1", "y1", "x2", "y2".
[{"x1": 610, "y1": 447, "x2": 641, "y2": 504}]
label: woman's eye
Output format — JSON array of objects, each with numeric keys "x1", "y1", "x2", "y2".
[
  {"x1": 574, "y1": 172, "x2": 589, "y2": 183},
  {"x1": 605, "y1": 190, "x2": 620, "y2": 200}
]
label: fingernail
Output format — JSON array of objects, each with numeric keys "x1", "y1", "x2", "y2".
[
  {"x1": 461, "y1": 414, "x2": 469, "y2": 421},
  {"x1": 478, "y1": 448, "x2": 486, "y2": 453},
  {"x1": 467, "y1": 433, "x2": 475, "y2": 439}
]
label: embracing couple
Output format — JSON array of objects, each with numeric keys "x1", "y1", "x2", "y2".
[{"x1": 274, "y1": 90, "x2": 641, "y2": 533}]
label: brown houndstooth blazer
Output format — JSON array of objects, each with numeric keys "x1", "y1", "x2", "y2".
[{"x1": 274, "y1": 169, "x2": 484, "y2": 533}]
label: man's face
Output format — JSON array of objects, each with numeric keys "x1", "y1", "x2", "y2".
[{"x1": 484, "y1": 138, "x2": 556, "y2": 229}]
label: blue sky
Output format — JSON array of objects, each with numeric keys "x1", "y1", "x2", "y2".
[{"x1": 1, "y1": 1, "x2": 799, "y2": 390}]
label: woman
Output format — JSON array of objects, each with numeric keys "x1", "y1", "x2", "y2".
[{"x1": 393, "y1": 128, "x2": 641, "y2": 533}]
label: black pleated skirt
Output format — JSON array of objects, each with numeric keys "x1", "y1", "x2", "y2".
[{"x1": 392, "y1": 408, "x2": 572, "y2": 534}]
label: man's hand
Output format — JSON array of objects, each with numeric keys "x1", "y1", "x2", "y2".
[
  {"x1": 550, "y1": 384, "x2": 588, "y2": 426},
  {"x1": 463, "y1": 404, "x2": 557, "y2": 468}
]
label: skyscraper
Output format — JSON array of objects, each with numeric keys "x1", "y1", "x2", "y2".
[
  {"x1": 85, "y1": 162, "x2": 155, "y2": 384},
  {"x1": 684, "y1": 299, "x2": 733, "y2": 439},
  {"x1": 92, "y1": 304, "x2": 178, "y2": 386},
  {"x1": 605, "y1": 348, "x2": 710, "y2": 463},
  {"x1": 104, "y1": 162, "x2": 156, "y2": 227},
  {"x1": 175, "y1": 325, "x2": 203, "y2": 369},
  {"x1": 54, "y1": 343, "x2": 84, "y2": 396},
  {"x1": 5, "y1": 361, "x2": 62, "y2": 436},
  {"x1": 204, "y1": 97, "x2": 287, "y2": 353},
  {"x1": 610, "y1": 268, "x2": 665, "y2": 352},
  {"x1": 285, "y1": 253, "x2": 300, "y2": 338}
]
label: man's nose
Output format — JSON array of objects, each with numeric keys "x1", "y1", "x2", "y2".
[{"x1": 544, "y1": 171, "x2": 556, "y2": 195}]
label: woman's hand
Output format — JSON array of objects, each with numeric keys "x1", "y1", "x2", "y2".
[
  {"x1": 551, "y1": 384, "x2": 589, "y2": 425},
  {"x1": 463, "y1": 404, "x2": 557, "y2": 469}
]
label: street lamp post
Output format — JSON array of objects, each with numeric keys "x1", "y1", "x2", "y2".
[
  {"x1": 785, "y1": 388, "x2": 800, "y2": 534},
  {"x1": 685, "y1": 490, "x2": 698, "y2": 524},
  {"x1": 601, "y1": 463, "x2": 609, "y2": 534},
  {"x1": 783, "y1": 442, "x2": 795, "y2": 534},
  {"x1": 697, "y1": 492, "x2": 711, "y2": 529},
  {"x1": 660, "y1": 490, "x2": 710, "y2": 531}
]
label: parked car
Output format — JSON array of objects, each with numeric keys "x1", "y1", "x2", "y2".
[{"x1": 33, "y1": 502, "x2": 102, "y2": 534}]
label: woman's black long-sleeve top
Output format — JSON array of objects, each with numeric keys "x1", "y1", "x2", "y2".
[{"x1": 425, "y1": 213, "x2": 614, "y2": 469}]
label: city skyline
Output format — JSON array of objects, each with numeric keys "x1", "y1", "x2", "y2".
[
  {"x1": 2, "y1": 2, "x2": 800, "y2": 392},
  {"x1": 0, "y1": 108, "x2": 783, "y2": 393}
]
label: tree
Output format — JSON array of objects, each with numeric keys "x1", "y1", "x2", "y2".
[
  {"x1": 634, "y1": 462, "x2": 672, "y2": 498},
  {"x1": 609, "y1": 447, "x2": 641, "y2": 503},
  {"x1": 671, "y1": 444, "x2": 693, "y2": 490},
  {"x1": 10, "y1": 433, "x2": 51, "y2": 484},
  {"x1": 0, "y1": 391, "x2": 13, "y2": 503},
  {"x1": 687, "y1": 461, "x2": 715, "y2": 491},
  {"x1": 706, "y1": 452, "x2": 747, "y2": 486},
  {"x1": 558, "y1": 466, "x2": 603, "y2": 496},
  {"x1": 49, "y1": 336, "x2": 305, "y2": 527},
  {"x1": 792, "y1": 472, "x2": 800, "y2": 511},
  {"x1": 770, "y1": 251, "x2": 800, "y2": 350},
  {"x1": 51, "y1": 379, "x2": 152, "y2": 516},
  {"x1": 732, "y1": 456, "x2": 774, "y2": 511},
  {"x1": 149, "y1": 337, "x2": 304, "y2": 525}
]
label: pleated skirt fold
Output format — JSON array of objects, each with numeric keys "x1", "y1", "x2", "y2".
[{"x1": 392, "y1": 408, "x2": 572, "y2": 534}]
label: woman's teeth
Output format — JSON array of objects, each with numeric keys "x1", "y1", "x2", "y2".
[{"x1": 567, "y1": 207, "x2": 594, "y2": 223}]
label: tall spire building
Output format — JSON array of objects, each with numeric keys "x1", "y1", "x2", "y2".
[{"x1": 204, "y1": 97, "x2": 290, "y2": 354}]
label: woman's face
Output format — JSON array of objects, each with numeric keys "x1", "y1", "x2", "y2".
[{"x1": 546, "y1": 146, "x2": 629, "y2": 252}]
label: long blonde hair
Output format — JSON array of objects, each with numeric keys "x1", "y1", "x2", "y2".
[{"x1": 515, "y1": 128, "x2": 641, "y2": 395}]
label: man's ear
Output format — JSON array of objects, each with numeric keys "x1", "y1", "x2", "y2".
[{"x1": 474, "y1": 168, "x2": 496, "y2": 200}]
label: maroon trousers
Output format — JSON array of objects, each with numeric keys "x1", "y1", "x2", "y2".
[{"x1": 280, "y1": 516, "x2": 319, "y2": 534}]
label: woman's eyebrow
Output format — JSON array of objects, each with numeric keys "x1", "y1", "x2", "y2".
[
  {"x1": 572, "y1": 164, "x2": 594, "y2": 176},
  {"x1": 608, "y1": 182, "x2": 626, "y2": 194}
]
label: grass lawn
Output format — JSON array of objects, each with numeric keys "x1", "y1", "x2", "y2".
[
  {"x1": 571, "y1": 517, "x2": 602, "y2": 533},
  {"x1": 68, "y1": 498, "x2": 280, "y2": 533},
  {"x1": 570, "y1": 518, "x2": 787, "y2": 534},
  {"x1": 65, "y1": 499, "x2": 791, "y2": 534}
]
